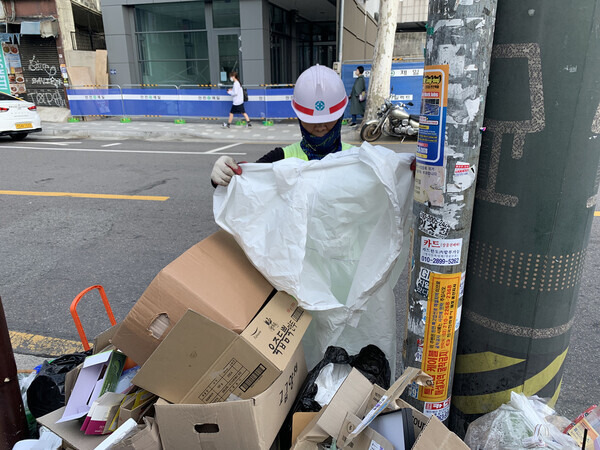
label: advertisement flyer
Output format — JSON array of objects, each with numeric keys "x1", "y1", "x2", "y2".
[
  {"x1": 419, "y1": 272, "x2": 460, "y2": 402},
  {"x1": 420, "y1": 237, "x2": 462, "y2": 266},
  {"x1": 2, "y1": 43, "x2": 25, "y2": 96},
  {"x1": 416, "y1": 65, "x2": 449, "y2": 166}
]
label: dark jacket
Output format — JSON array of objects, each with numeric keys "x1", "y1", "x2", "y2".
[{"x1": 349, "y1": 74, "x2": 366, "y2": 116}]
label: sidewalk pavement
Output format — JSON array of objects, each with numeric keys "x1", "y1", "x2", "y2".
[
  {"x1": 39, "y1": 116, "x2": 373, "y2": 145},
  {"x1": 15, "y1": 353, "x2": 47, "y2": 372}
]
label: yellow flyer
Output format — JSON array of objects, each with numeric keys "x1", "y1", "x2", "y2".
[{"x1": 418, "y1": 272, "x2": 460, "y2": 402}]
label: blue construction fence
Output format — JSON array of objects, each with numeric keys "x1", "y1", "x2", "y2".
[
  {"x1": 340, "y1": 61, "x2": 424, "y2": 119},
  {"x1": 66, "y1": 62, "x2": 424, "y2": 119}
]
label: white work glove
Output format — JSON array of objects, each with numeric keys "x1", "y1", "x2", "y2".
[{"x1": 211, "y1": 155, "x2": 240, "y2": 186}]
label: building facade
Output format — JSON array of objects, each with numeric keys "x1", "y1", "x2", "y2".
[
  {"x1": 0, "y1": 0, "x2": 104, "y2": 107},
  {"x1": 395, "y1": 0, "x2": 427, "y2": 59},
  {"x1": 100, "y1": 0, "x2": 377, "y2": 87}
]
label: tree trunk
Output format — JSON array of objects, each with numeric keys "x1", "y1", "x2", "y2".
[{"x1": 364, "y1": 0, "x2": 399, "y2": 122}]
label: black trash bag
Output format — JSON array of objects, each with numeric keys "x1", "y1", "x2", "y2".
[
  {"x1": 294, "y1": 344, "x2": 391, "y2": 414},
  {"x1": 27, "y1": 350, "x2": 91, "y2": 418},
  {"x1": 278, "y1": 344, "x2": 390, "y2": 448}
]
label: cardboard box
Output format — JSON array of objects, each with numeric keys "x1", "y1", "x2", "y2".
[
  {"x1": 38, "y1": 407, "x2": 109, "y2": 450},
  {"x1": 111, "y1": 417, "x2": 162, "y2": 450},
  {"x1": 112, "y1": 231, "x2": 275, "y2": 365},
  {"x1": 292, "y1": 412, "x2": 319, "y2": 445},
  {"x1": 117, "y1": 391, "x2": 157, "y2": 427},
  {"x1": 293, "y1": 367, "x2": 469, "y2": 450},
  {"x1": 132, "y1": 291, "x2": 311, "y2": 404},
  {"x1": 155, "y1": 344, "x2": 308, "y2": 450},
  {"x1": 58, "y1": 350, "x2": 127, "y2": 424}
]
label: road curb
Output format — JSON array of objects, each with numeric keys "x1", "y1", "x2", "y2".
[{"x1": 39, "y1": 128, "x2": 217, "y2": 142}]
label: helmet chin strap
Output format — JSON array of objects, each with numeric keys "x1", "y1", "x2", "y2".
[{"x1": 298, "y1": 118, "x2": 343, "y2": 160}]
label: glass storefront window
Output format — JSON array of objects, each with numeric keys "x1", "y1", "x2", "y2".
[
  {"x1": 213, "y1": 0, "x2": 240, "y2": 28},
  {"x1": 140, "y1": 60, "x2": 210, "y2": 86},
  {"x1": 137, "y1": 32, "x2": 209, "y2": 61},
  {"x1": 135, "y1": 2, "x2": 205, "y2": 32},
  {"x1": 218, "y1": 34, "x2": 240, "y2": 83},
  {"x1": 136, "y1": 2, "x2": 209, "y2": 85}
]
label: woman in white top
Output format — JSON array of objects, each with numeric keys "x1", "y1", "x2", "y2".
[{"x1": 223, "y1": 71, "x2": 251, "y2": 128}]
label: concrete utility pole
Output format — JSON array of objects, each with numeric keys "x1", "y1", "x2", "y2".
[
  {"x1": 0, "y1": 297, "x2": 28, "y2": 448},
  {"x1": 401, "y1": 1, "x2": 497, "y2": 425},
  {"x1": 363, "y1": 0, "x2": 399, "y2": 122},
  {"x1": 450, "y1": 0, "x2": 600, "y2": 437}
]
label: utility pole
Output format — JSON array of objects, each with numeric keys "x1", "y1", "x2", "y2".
[
  {"x1": 363, "y1": 0, "x2": 399, "y2": 122},
  {"x1": 450, "y1": 0, "x2": 600, "y2": 436},
  {"x1": 0, "y1": 296, "x2": 28, "y2": 448},
  {"x1": 401, "y1": 1, "x2": 497, "y2": 425}
]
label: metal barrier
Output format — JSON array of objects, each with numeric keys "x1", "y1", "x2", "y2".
[
  {"x1": 65, "y1": 67, "x2": 424, "y2": 120},
  {"x1": 66, "y1": 85, "x2": 125, "y2": 117},
  {"x1": 67, "y1": 83, "x2": 297, "y2": 120},
  {"x1": 121, "y1": 84, "x2": 180, "y2": 118},
  {"x1": 340, "y1": 61, "x2": 425, "y2": 117}
]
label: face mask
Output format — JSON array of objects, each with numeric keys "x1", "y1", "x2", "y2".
[
  {"x1": 230, "y1": 78, "x2": 234, "y2": 82},
  {"x1": 298, "y1": 119, "x2": 343, "y2": 160}
]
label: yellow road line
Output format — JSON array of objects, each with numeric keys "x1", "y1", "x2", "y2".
[
  {"x1": 595, "y1": 211, "x2": 600, "y2": 216},
  {"x1": 10, "y1": 330, "x2": 83, "y2": 357},
  {"x1": 0, "y1": 190, "x2": 169, "y2": 201}
]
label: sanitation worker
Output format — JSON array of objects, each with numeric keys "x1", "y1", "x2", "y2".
[{"x1": 211, "y1": 64, "x2": 351, "y2": 186}]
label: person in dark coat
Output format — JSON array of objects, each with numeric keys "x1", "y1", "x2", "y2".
[{"x1": 348, "y1": 66, "x2": 366, "y2": 127}]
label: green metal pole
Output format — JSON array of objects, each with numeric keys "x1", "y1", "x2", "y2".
[
  {"x1": 450, "y1": 0, "x2": 600, "y2": 436},
  {"x1": 0, "y1": 296, "x2": 28, "y2": 448},
  {"x1": 401, "y1": 0, "x2": 497, "y2": 424}
]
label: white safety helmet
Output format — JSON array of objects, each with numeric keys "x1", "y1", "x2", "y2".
[{"x1": 291, "y1": 65, "x2": 348, "y2": 123}]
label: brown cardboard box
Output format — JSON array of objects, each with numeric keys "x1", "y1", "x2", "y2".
[
  {"x1": 111, "y1": 231, "x2": 274, "y2": 365},
  {"x1": 37, "y1": 407, "x2": 109, "y2": 449},
  {"x1": 293, "y1": 367, "x2": 469, "y2": 450},
  {"x1": 117, "y1": 392, "x2": 157, "y2": 427},
  {"x1": 292, "y1": 412, "x2": 319, "y2": 445},
  {"x1": 111, "y1": 417, "x2": 162, "y2": 450},
  {"x1": 132, "y1": 292, "x2": 311, "y2": 404},
  {"x1": 155, "y1": 345, "x2": 308, "y2": 450}
]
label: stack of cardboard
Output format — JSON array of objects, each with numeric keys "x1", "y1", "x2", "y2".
[
  {"x1": 34, "y1": 229, "x2": 469, "y2": 449},
  {"x1": 291, "y1": 367, "x2": 469, "y2": 450},
  {"x1": 37, "y1": 231, "x2": 312, "y2": 449}
]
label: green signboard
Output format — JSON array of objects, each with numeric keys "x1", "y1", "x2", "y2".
[{"x1": 0, "y1": 49, "x2": 11, "y2": 95}]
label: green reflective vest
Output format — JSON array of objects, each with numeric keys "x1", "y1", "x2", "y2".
[{"x1": 282, "y1": 142, "x2": 354, "y2": 161}]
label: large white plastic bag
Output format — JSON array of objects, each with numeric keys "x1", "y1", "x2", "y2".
[
  {"x1": 213, "y1": 143, "x2": 414, "y2": 371},
  {"x1": 464, "y1": 392, "x2": 579, "y2": 449}
]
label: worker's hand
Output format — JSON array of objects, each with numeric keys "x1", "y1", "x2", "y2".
[{"x1": 211, "y1": 156, "x2": 241, "y2": 186}]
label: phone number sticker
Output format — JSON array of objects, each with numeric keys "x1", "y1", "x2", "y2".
[{"x1": 420, "y1": 237, "x2": 462, "y2": 266}]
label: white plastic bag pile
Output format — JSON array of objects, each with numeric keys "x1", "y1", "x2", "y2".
[
  {"x1": 464, "y1": 392, "x2": 578, "y2": 449},
  {"x1": 214, "y1": 143, "x2": 414, "y2": 371}
]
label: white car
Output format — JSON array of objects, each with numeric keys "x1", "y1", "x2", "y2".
[{"x1": 0, "y1": 93, "x2": 42, "y2": 140}]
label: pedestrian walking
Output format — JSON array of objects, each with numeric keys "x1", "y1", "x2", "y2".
[
  {"x1": 348, "y1": 66, "x2": 366, "y2": 127},
  {"x1": 223, "y1": 71, "x2": 251, "y2": 128},
  {"x1": 212, "y1": 64, "x2": 352, "y2": 185}
]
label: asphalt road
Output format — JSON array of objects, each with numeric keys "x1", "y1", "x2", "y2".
[{"x1": 1, "y1": 135, "x2": 597, "y2": 421}]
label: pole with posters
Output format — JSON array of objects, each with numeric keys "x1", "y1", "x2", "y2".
[
  {"x1": 449, "y1": 0, "x2": 600, "y2": 436},
  {"x1": 401, "y1": 1, "x2": 498, "y2": 424},
  {"x1": 0, "y1": 296, "x2": 28, "y2": 448}
]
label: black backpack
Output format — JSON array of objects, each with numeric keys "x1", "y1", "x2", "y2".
[{"x1": 243, "y1": 87, "x2": 248, "y2": 102}]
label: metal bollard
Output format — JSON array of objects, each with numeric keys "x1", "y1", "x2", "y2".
[{"x1": 0, "y1": 296, "x2": 28, "y2": 447}]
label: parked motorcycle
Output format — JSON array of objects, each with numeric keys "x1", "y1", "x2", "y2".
[{"x1": 359, "y1": 99, "x2": 420, "y2": 142}]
